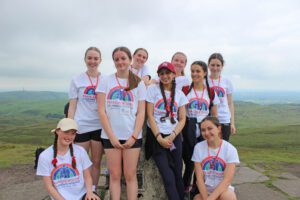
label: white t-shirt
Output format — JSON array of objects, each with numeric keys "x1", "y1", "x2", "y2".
[
  {"x1": 130, "y1": 65, "x2": 150, "y2": 78},
  {"x1": 146, "y1": 84, "x2": 189, "y2": 134},
  {"x1": 96, "y1": 73, "x2": 146, "y2": 140},
  {"x1": 36, "y1": 144, "x2": 92, "y2": 200},
  {"x1": 208, "y1": 77, "x2": 233, "y2": 123},
  {"x1": 176, "y1": 76, "x2": 190, "y2": 90},
  {"x1": 186, "y1": 88, "x2": 220, "y2": 137},
  {"x1": 68, "y1": 72, "x2": 102, "y2": 134},
  {"x1": 192, "y1": 140, "x2": 239, "y2": 193}
]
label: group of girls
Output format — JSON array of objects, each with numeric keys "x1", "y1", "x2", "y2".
[{"x1": 36, "y1": 46, "x2": 239, "y2": 200}]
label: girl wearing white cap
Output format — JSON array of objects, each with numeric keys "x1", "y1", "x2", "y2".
[
  {"x1": 145, "y1": 61, "x2": 188, "y2": 200},
  {"x1": 68, "y1": 47, "x2": 104, "y2": 189},
  {"x1": 97, "y1": 46, "x2": 146, "y2": 200},
  {"x1": 36, "y1": 118, "x2": 100, "y2": 200},
  {"x1": 130, "y1": 48, "x2": 151, "y2": 85}
]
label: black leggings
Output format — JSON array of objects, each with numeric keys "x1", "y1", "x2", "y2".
[{"x1": 152, "y1": 135, "x2": 184, "y2": 200}]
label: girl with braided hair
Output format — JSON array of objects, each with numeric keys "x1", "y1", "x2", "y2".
[
  {"x1": 145, "y1": 62, "x2": 189, "y2": 200},
  {"x1": 36, "y1": 118, "x2": 100, "y2": 200},
  {"x1": 182, "y1": 61, "x2": 220, "y2": 193}
]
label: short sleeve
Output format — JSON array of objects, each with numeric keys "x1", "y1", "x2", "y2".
[
  {"x1": 68, "y1": 79, "x2": 78, "y2": 99},
  {"x1": 141, "y1": 65, "x2": 151, "y2": 77},
  {"x1": 96, "y1": 75, "x2": 107, "y2": 94},
  {"x1": 191, "y1": 143, "x2": 202, "y2": 163},
  {"x1": 178, "y1": 91, "x2": 189, "y2": 107},
  {"x1": 36, "y1": 153, "x2": 51, "y2": 176},
  {"x1": 226, "y1": 144, "x2": 240, "y2": 164},
  {"x1": 79, "y1": 147, "x2": 93, "y2": 170},
  {"x1": 137, "y1": 81, "x2": 147, "y2": 101},
  {"x1": 146, "y1": 85, "x2": 156, "y2": 104},
  {"x1": 226, "y1": 79, "x2": 234, "y2": 94}
]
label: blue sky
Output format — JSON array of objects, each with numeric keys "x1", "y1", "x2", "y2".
[{"x1": 0, "y1": 0, "x2": 299, "y2": 92}]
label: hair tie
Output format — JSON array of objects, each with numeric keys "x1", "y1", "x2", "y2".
[
  {"x1": 52, "y1": 158, "x2": 58, "y2": 165},
  {"x1": 72, "y1": 156, "x2": 76, "y2": 163}
]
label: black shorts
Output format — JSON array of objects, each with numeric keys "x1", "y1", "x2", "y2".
[
  {"x1": 74, "y1": 129, "x2": 102, "y2": 143},
  {"x1": 102, "y1": 138, "x2": 142, "y2": 149},
  {"x1": 221, "y1": 123, "x2": 231, "y2": 141}
]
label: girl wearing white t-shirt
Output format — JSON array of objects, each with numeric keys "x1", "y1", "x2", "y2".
[
  {"x1": 68, "y1": 47, "x2": 103, "y2": 189},
  {"x1": 130, "y1": 48, "x2": 151, "y2": 85},
  {"x1": 97, "y1": 46, "x2": 146, "y2": 200},
  {"x1": 192, "y1": 116, "x2": 239, "y2": 200},
  {"x1": 146, "y1": 61, "x2": 188, "y2": 200},
  {"x1": 182, "y1": 61, "x2": 220, "y2": 192},
  {"x1": 208, "y1": 53, "x2": 236, "y2": 141},
  {"x1": 36, "y1": 118, "x2": 100, "y2": 200}
]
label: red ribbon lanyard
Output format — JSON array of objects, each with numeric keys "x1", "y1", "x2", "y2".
[
  {"x1": 207, "y1": 140, "x2": 223, "y2": 170},
  {"x1": 193, "y1": 86, "x2": 205, "y2": 108},
  {"x1": 210, "y1": 76, "x2": 221, "y2": 87},
  {"x1": 86, "y1": 72, "x2": 99, "y2": 90},
  {"x1": 115, "y1": 73, "x2": 129, "y2": 97}
]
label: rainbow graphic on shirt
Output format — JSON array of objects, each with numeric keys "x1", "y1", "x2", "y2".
[
  {"x1": 51, "y1": 164, "x2": 80, "y2": 188},
  {"x1": 107, "y1": 86, "x2": 134, "y2": 102},
  {"x1": 210, "y1": 86, "x2": 225, "y2": 98},
  {"x1": 188, "y1": 98, "x2": 209, "y2": 111},
  {"x1": 155, "y1": 98, "x2": 178, "y2": 113},
  {"x1": 202, "y1": 156, "x2": 226, "y2": 173},
  {"x1": 84, "y1": 86, "x2": 96, "y2": 95}
]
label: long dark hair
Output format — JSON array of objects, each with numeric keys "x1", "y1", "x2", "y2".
[
  {"x1": 187, "y1": 61, "x2": 214, "y2": 110},
  {"x1": 159, "y1": 78, "x2": 176, "y2": 124}
]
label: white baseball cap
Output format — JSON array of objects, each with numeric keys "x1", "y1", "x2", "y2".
[{"x1": 51, "y1": 118, "x2": 78, "y2": 133}]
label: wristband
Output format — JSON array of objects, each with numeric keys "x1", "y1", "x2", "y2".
[
  {"x1": 155, "y1": 133, "x2": 161, "y2": 139},
  {"x1": 131, "y1": 135, "x2": 137, "y2": 141},
  {"x1": 172, "y1": 131, "x2": 177, "y2": 136}
]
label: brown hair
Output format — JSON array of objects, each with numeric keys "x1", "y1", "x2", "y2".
[
  {"x1": 133, "y1": 48, "x2": 149, "y2": 60},
  {"x1": 84, "y1": 46, "x2": 101, "y2": 60},
  {"x1": 52, "y1": 132, "x2": 76, "y2": 169},
  {"x1": 200, "y1": 116, "x2": 221, "y2": 128},
  {"x1": 171, "y1": 52, "x2": 187, "y2": 75},
  {"x1": 112, "y1": 46, "x2": 141, "y2": 91},
  {"x1": 208, "y1": 53, "x2": 225, "y2": 66}
]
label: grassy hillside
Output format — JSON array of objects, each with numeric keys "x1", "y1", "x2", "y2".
[{"x1": 0, "y1": 91, "x2": 299, "y2": 169}]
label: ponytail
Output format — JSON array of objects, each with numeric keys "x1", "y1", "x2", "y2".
[{"x1": 125, "y1": 70, "x2": 141, "y2": 91}]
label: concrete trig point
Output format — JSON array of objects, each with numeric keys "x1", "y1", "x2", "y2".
[{"x1": 136, "y1": 128, "x2": 168, "y2": 199}]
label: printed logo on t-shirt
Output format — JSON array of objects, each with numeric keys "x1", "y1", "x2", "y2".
[
  {"x1": 211, "y1": 86, "x2": 225, "y2": 99},
  {"x1": 202, "y1": 156, "x2": 226, "y2": 175},
  {"x1": 51, "y1": 164, "x2": 80, "y2": 189},
  {"x1": 187, "y1": 98, "x2": 209, "y2": 116},
  {"x1": 82, "y1": 86, "x2": 96, "y2": 102},
  {"x1": 154, "y1": 98, "x2": 178, "y2": 114},
  {"x1": 107, "y1": 86, "x2": 134, "y2": 108}
]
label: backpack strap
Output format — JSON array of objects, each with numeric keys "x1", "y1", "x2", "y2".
[{"x1": 182, "y1": 86, "x2": 190, "y2": 95}]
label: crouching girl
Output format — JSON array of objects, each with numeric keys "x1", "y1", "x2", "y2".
[
  {"x1": 36, "y1": 118, "x2": 100, "y2": 200},
  {"x1": 192, "y1": 116, "x2": 239, "y2": 200}
]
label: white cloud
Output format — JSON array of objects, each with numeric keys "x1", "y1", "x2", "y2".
[{"x1": 0, "y1": 0, "x2": 300, "y2": 91}]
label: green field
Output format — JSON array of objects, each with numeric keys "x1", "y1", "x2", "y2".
[{"x1": 0, "y1": 92, "x2": 299, "y2": 173}]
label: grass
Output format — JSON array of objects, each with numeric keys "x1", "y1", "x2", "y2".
[{"x1": 0, "y1": 97, "x2": 300, "y2": 171}]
